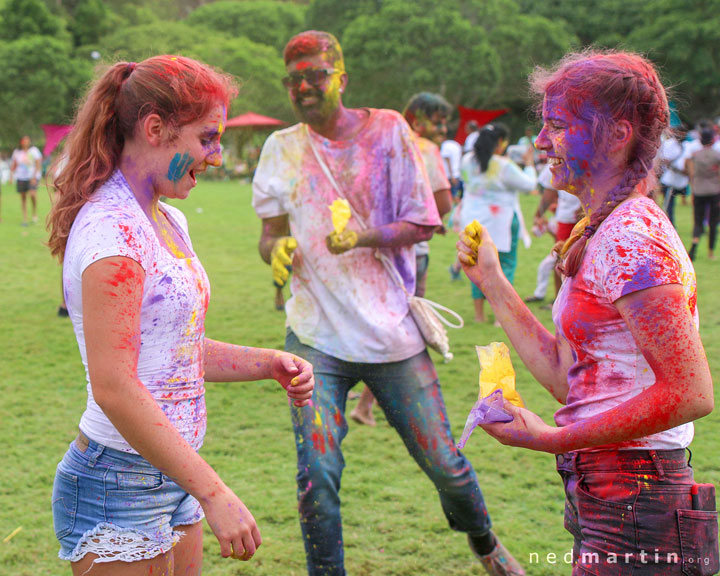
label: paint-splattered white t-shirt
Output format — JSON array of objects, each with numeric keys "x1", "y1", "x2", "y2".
[
  {"x1": 414, "y1": 134, "x2": 450, "y2": 257},
  {"x1": 64, "y1": 170, "x2": 209, "y2": 453},
  {"x1": 553, "y1": 196, "x2": 697, "y2": 450},
  {"x1": 253, "y1": 109, "x2": 441, "y2": 363},
  {"x1": 460, "y1": 154, "x2": 536, "y2": 252},
  {"x1": 11, "y1": 146, "x2": 42, "y2": 180}
]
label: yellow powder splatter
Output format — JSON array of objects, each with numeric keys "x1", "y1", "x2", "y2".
[{"x1": 152, "y1": 206, "x2": 186, "y2": 258}]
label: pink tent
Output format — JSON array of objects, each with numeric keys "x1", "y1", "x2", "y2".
[
  {"x1": 225, "y1": 112, "x2": 286, "y2": 129},
  {"x1": 41, "y1": 124, "x2": 73, "y2": 157}
]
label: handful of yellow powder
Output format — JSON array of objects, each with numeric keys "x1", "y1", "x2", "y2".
[{"x1": 329, "y1": 199, "x2": 352, "y2": 235}]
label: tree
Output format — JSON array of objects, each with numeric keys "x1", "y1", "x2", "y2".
[
  {"x1": 68, "y1": 0, "x2": 111, "y2": 46},
  {"x1": 628, "y1": 0, "x2": 720, "y2": 120},
  {"x1": 517, "y1": 0, "x2": 646, "y2": 48},
  {"x1": 98, "y1": 21, "x2": 209, "y2": 61},
  {"x1": 304, "y1": 0, "x2": 381, "y2": 38},
  {"x1": 185, "y1": 1, "x2": 307, "y2": 52},
  {"x1": 341, "y1": 0, "x2": 501, "y2": 111},
  {"x1": 190, "y1": 36, "x2": 292, "y2": 121},
  {"x1": 0, "y1": 35, "x2": 91, "y2": 142},
  {"x1": 480, "y1": 15, "x2": 577, "y2": 113},
  {"x1": 0, "y1": 0, "x2": 65, "y2": 41}
]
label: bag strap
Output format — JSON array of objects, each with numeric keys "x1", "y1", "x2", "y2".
[
  {"x1": 305, "y1": 125, "x2": 464, "y2": 329},
  {"x1": 413, "y1": 296, "x2": 465, "y2": 329},
  {"x1": 306, "y1": 126, "x2": 368, "y2": 231}
]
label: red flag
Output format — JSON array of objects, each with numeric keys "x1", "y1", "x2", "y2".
[{"x1": 455, "y1": 107, "x2": 508, "y2": 145}]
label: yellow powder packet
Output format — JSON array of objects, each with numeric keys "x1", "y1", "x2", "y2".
[
  {"x1": 329, "y1": 199, "x2": 352, "y2": 235},
  {"x1": 477, "y1": 342, "x2": 524, "y2": 408}
]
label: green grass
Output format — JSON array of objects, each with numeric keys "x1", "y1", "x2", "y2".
[{"x1": 1, "y1": 181, "x2": 718, "y2": 575}]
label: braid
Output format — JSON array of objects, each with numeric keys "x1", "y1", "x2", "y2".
[{"x1": 559, "y1": 160, "x2": 647, "y2": 276}]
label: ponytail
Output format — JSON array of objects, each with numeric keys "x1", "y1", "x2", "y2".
[
  {"x1": 473, "y1": 122, "x2": 509, "y2": 172},
  {"x1": 48, "y1": 56, "x2": 236, "y2": 261},
  {"x1": 48, "y1": 63, "x2": 132, "y2": 260}
]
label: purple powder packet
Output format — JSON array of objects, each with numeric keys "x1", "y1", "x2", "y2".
[{"x1": 456, "y1": 389, "x2": 514, "y2": 449}]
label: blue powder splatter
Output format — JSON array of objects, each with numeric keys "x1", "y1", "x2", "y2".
[
  {"x1": 167, "y1": 153, "x2": 194, "y2": 182},
  {"x1": 620, "y1": 261, "x2": 659, "y2": 297}
]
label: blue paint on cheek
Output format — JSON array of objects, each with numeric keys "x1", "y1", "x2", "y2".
[{"x1": 167, "y1": 152, "x2": 194, "y2": 182}]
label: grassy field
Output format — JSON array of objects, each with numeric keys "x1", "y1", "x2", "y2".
[{"x1": 1, "y1": 180, "x2": 718, "y2": 575}]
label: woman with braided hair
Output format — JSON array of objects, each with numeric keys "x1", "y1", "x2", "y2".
[{"x1": 457, "y1": 51, "x2": 717, "y2": 574}]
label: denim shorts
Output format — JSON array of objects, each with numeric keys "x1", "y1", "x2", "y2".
[
  {"x1": 557, "y1": 449, "x2": 719, "y2": 575},
  {"x1": 16, "y1": 179, "x2": 37, "y2": 193},
  {"x1": 52, "y1": 433, "x2": 204, "y2": 563}
]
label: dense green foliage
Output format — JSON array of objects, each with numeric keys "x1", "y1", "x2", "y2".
[{"x1": 1, "y1": 0, "x2": 719, "y2": 146}]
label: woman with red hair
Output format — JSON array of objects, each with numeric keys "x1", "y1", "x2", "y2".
[
  {"x1": 458, "y1": 51, "x2": 717, "y2": 574},
  {"x1": 48, "y1": 55, "x2": 314, "y2": 574}
]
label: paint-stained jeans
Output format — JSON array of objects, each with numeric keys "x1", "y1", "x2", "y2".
[
  {"x1": 557, "y1": 449, "x2": 719, "y2": 575},
  {"x1": 286, "y1": 330, "x2": 492, "y2": 576}
]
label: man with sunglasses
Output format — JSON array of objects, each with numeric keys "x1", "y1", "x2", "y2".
[{"x1": 252, "y1": 30, "x2": 524, "y2": 576}]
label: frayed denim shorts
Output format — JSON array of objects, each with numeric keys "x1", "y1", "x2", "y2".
[{"x1": 52, "y1": 433, "x2": 204, "y2": 564}]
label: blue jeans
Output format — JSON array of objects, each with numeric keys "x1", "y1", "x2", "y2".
[
  {"x1": 286, "y1": 330, "x2": 492, "y2": 576},
  {"x1": 663, "y1": 186, "x2": 685, "y2": 227}
]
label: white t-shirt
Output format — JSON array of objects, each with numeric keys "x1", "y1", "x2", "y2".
[
  {"x1": 64, "y1": 170, "x2": 210, "y2": 453},
  {"x1": 253, "y1": 109, "x2": 441, "y2": 363},
  {"x1": 440, "y1": 139, "x2": 463, "y2": 180},
  {"x1": 414, "y1": 134, "x2": 450, "y2": 257},
  {"x1": 553, "y1": 197, "x2": 696, "y2": 450},
  {"x1": 11, "y1": 146, "x2": 42, "y2": 180},
  {"x1": 460, "y1": 153, "x2": 536, "y2": 252},
  {"x1": 463, "y1": 131, "x2": 479, "y2": 154},
  {"x1": 556, "y1": 191, "x2": 582, "y2": 224},
  {"x1": 538, "y1": 164, "x2": 581, "y2": 224},
  {"x1": 659, "y1": 138, "x2": 700, "y2": 189}
]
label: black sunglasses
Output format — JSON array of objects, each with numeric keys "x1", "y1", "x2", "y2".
[{"x1": 282, "y1": 68, "x2": 341, "y2": 89}]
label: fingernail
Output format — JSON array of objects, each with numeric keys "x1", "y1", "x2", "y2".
[{"x1": 291, "y1": 377, "x2": 298, "y2": 386}]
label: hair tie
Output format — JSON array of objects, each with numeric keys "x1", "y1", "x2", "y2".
[
  {"x1": 127, "y1": 62, "x2": 137, "y2": 74},
  {"x1": 484, "y1": 124, "x2": 495, "y2": 131},
  {"x1": 582, "y1": 224, "x2": 596, "y2": 239}
]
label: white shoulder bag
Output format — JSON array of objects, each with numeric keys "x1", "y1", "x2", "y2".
[{"x1": 305, "y1": 126, "x2": 464, "y2": 362}]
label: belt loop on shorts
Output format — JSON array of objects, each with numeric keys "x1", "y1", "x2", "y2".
[
  {"x1": 77, "y1": 430, "x2": 105, "y2": 468},
  {"x1": 649, "y1": 450, "x2": 665, "y2": 480}
]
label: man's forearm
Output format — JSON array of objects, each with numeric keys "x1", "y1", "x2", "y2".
[
  {"x1": 356, "y1": 221, "x2": 434, "y2": 249},
  {"x1": 259, "y1": 236, "x2": 276, "y2": 264}
]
